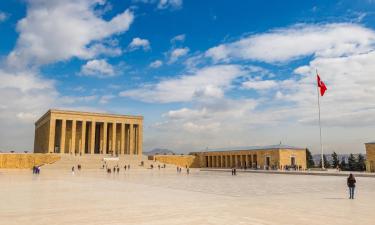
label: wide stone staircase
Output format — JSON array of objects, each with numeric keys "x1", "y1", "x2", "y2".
[{"x1": 42, "y1": 154, "x2": 157, "y2": 170}]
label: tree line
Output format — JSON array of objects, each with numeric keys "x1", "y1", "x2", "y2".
[{"x1": 306, "y1": 149, "x2": 366, "y2": 171}]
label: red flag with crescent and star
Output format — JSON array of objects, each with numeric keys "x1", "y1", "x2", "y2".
[{"x1": 317, "y1": 74, "x2": 327, "y2": 96}]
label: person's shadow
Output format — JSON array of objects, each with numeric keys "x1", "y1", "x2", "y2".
[{"x1": 323, "y1": 197, "x2": 347, "y2": 200}]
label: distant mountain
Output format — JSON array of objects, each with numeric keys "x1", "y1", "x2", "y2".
[{"x1": 143, "y1": 148, "x2": 176, "y2": 156}]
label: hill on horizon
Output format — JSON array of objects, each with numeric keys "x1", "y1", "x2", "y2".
[{"x1": 143, "y1": 148, "x2": 176, "y2": 156}]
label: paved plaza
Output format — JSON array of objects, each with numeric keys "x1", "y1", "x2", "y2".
[{"x1": 1, "y1": 168, "x2": 374, "y2": 225}]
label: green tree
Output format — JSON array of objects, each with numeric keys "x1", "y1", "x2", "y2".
[
  {"x1": 356, "y1": 154, "x2": 366, "y2": 171},
  {"x1": 348, "y1": 154, "x2": 356, "y2": 171},
  {"x1": 319, "y1": 155, "x2": 331, "y2": 168},
  {"x1": 306, "y1": 148, "x2": 315, "y2": 168},
  {"x1": 340, "y1": 157, "x2": 347, "y2": 171},
  {"x1": 331, "y1": 152, "x2": 340, "y2": 168}
]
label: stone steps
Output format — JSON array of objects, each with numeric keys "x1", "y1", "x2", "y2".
[{"x1": 42, "y1": 154, "x2": 157, "y2": 170}]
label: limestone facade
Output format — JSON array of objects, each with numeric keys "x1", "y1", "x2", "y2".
[
  {"x1": 34, "y1": 109, "x2": 143, "y2": 156},
  {"x1": 192, "y1": 145, "x2": 307, "y2": 170},
  {"x1": 365, "y1": 142, "x2": 375, "y2": 172},
  {"x1": 150, "y1": 155, "x2": 200, "y2": 168},
  {"x1": 0, "y1": 153, "x2": 60, "y2": 169}
]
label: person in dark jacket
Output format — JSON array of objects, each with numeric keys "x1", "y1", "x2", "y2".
[{"x1": 347, "y1": 173, "x2": 356, "y2": 199}]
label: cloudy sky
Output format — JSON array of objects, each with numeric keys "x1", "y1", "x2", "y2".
[{"x1": 0, "y1": 0, "x2": 375, "y2": 154}]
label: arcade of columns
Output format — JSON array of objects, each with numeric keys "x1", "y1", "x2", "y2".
[
  {"x1": 34, "y1": 109, "x2": 143, "y2": 156},
  {"x1": 204, "y1": 154, "x2": 259, "y2": 168}
]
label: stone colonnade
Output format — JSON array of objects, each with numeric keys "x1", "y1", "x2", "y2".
[
  {"x1": 49, "y1": 119, "x2": 141, "y2": 155},
  {"x1": 34, "y1": 110, "x2": 143, "y2": 155},
  {"x1": 199, "y1": 148, "x2": 306, "y2": 170},
  {"x1": 204, "y1": 154, "x2": 258, "y2": 168}
]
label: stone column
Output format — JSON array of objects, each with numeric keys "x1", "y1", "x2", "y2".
[
  {"x1": 221, "y1": 155, "x2": 224, "y2": 168},
  {"x1": 120, "y1": 123, "x2": 125, "y2": 155},
  {"x1": 48, "y1": 118, "x2": 56, "y2": 153},
  {"x1": 90, "y1": 121, "x2": 95, "y2": 154},
  {"x1": 60, "y1": 119, "x2": 66, "y2": 154},
  {"x1": 71, "y1": 120, "x2": 76, "y2": 154},
  {"x1": 137, "y1": 123, "x2": 143, "y2": 156},
  {"x1": 112, "y1": 123, "x2": 116, "y2": 155},
  {"x1": 81, "y1": 121, "x2": 86, "y2": 155},
  {"x1": 103, "y1": 122, "x2": 107, "y2": 154},
  {"x1": 129, "y1": 124, "x2": 134, "y2": 155}
]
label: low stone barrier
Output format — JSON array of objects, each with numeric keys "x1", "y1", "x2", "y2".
[
  {"x1": 151, "y1": 155, "x2": 200, "y2": 168},
  {"x1": 0, "y1": 153, "x2": 61, "y2": 169},
  {"x1": 200, "y1": 168, "x2": 375, "y2": 177}
]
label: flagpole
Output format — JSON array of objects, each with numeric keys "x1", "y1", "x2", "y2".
[{"x1": 316, "y1": 69, "x2": 324, "y2": 169}]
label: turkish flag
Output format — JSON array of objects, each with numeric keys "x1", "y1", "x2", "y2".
[{"x1": 317, "y1": 75, "x2": 327, "y2": 96}]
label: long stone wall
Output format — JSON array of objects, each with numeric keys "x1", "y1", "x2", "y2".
[
  {"x1": 366, "y1": 143, "x2": 375, "y2": 172},
  {"x1": 0, "y1": 154, "x2": 61, "y2": 169},
  {"x1": 152, "y1": 155, "x2": 200, "y2": 168}
]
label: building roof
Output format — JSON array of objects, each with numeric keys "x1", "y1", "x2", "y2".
[
  {"x1": 35, "y1": 109, "x2": 143, "y2": 125},
  {"x1": 195, "y1": 144, "x2": 305, "y2": 153},
  {"x1": 365, "y1": 142, "x2": 375, "y2": 144}
]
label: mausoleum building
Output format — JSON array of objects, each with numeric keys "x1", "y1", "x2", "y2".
[{"x1": 34, "y1": 109, "x2": 143, "y2": 156}]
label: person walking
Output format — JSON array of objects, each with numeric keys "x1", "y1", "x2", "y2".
[{"x1": 347, "y1": 173, "x2": 356, "y2": 199}]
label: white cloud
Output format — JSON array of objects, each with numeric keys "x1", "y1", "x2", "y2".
[
  {"x1": 80, "y1": 59, "x2": 115, "y2": 77},
  {"x1": 146, "y1": 23, "x2": 375, "y2": 153},
  {"x1": 205, "y1": 23, "x2": 375, "y2": 63},
  {"x1": 171, "y1": 34, "x2": 186, "y2": 43},
  {"x1": 99, "y1": 94, "x2": 115, "y2": 104},
  {"x1": 0, "y1": 11, "x2": 8, "y2": 22},
  {"x1": 289, "y1": 50, "x2": 375, "y2": 126},
  {"x1": 182, "y1": 122, "x2": 221, "y2": 133},
  {"x1": 149, "y1": 60, "x2": 163, "y2": 68},
  {"x1": 120, "y1": 64, "x2": 245, "y2": 103},
  {"x1": 7, "y1": 0, "x2": 134, "y2": 67},
  {"x1": 128, "y1": 37, "x2": 151, "y2": 51},
  {"x1": 242, "y1": 80, "x2": 278, "y2": 90},
  {"x1": 165, "y1": 107, "x2": 208, "y2": 120},
  {"x1": 0, "y1": 69, "x2": 58, "y2": 150},
  {"x1": 168, "y1": 47, "x2": 189, "y2": 63},
  {"x1": 157, "y1": 0, "x2": 183, "y2": 10},
  {"x1": 132, "y1": 0, "x2": 183, "y2": 10},
  {"x1": 60, "y1": 95, "x2": 98, "y2": 104}
]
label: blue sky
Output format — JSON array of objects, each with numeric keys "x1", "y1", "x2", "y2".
[{"x1": 1, "y1": 0, "x2": 375, "y2": 153}]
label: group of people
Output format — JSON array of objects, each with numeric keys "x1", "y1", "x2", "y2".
[
  {"x1": 32, "y1": 166, "x2": 41, "y2": 174},
  {"x1": 176, "y1": 166, "x2": 189, "y2": 174},
  {"x1": 231, "y1": 168, "x2": 237, "y2": 175},
  {"x1": 71, "y1": 164, "x2": 82, "y2": 174},
  {"x1": 103, "y1": 164, "x2": 131, "y2": 174},
  {"x1": 158, "y1": 164, "x2": 166, "y2": 169},
  {"x1": 150, "y1": 163, "x2": 167, "y2": 170}
]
